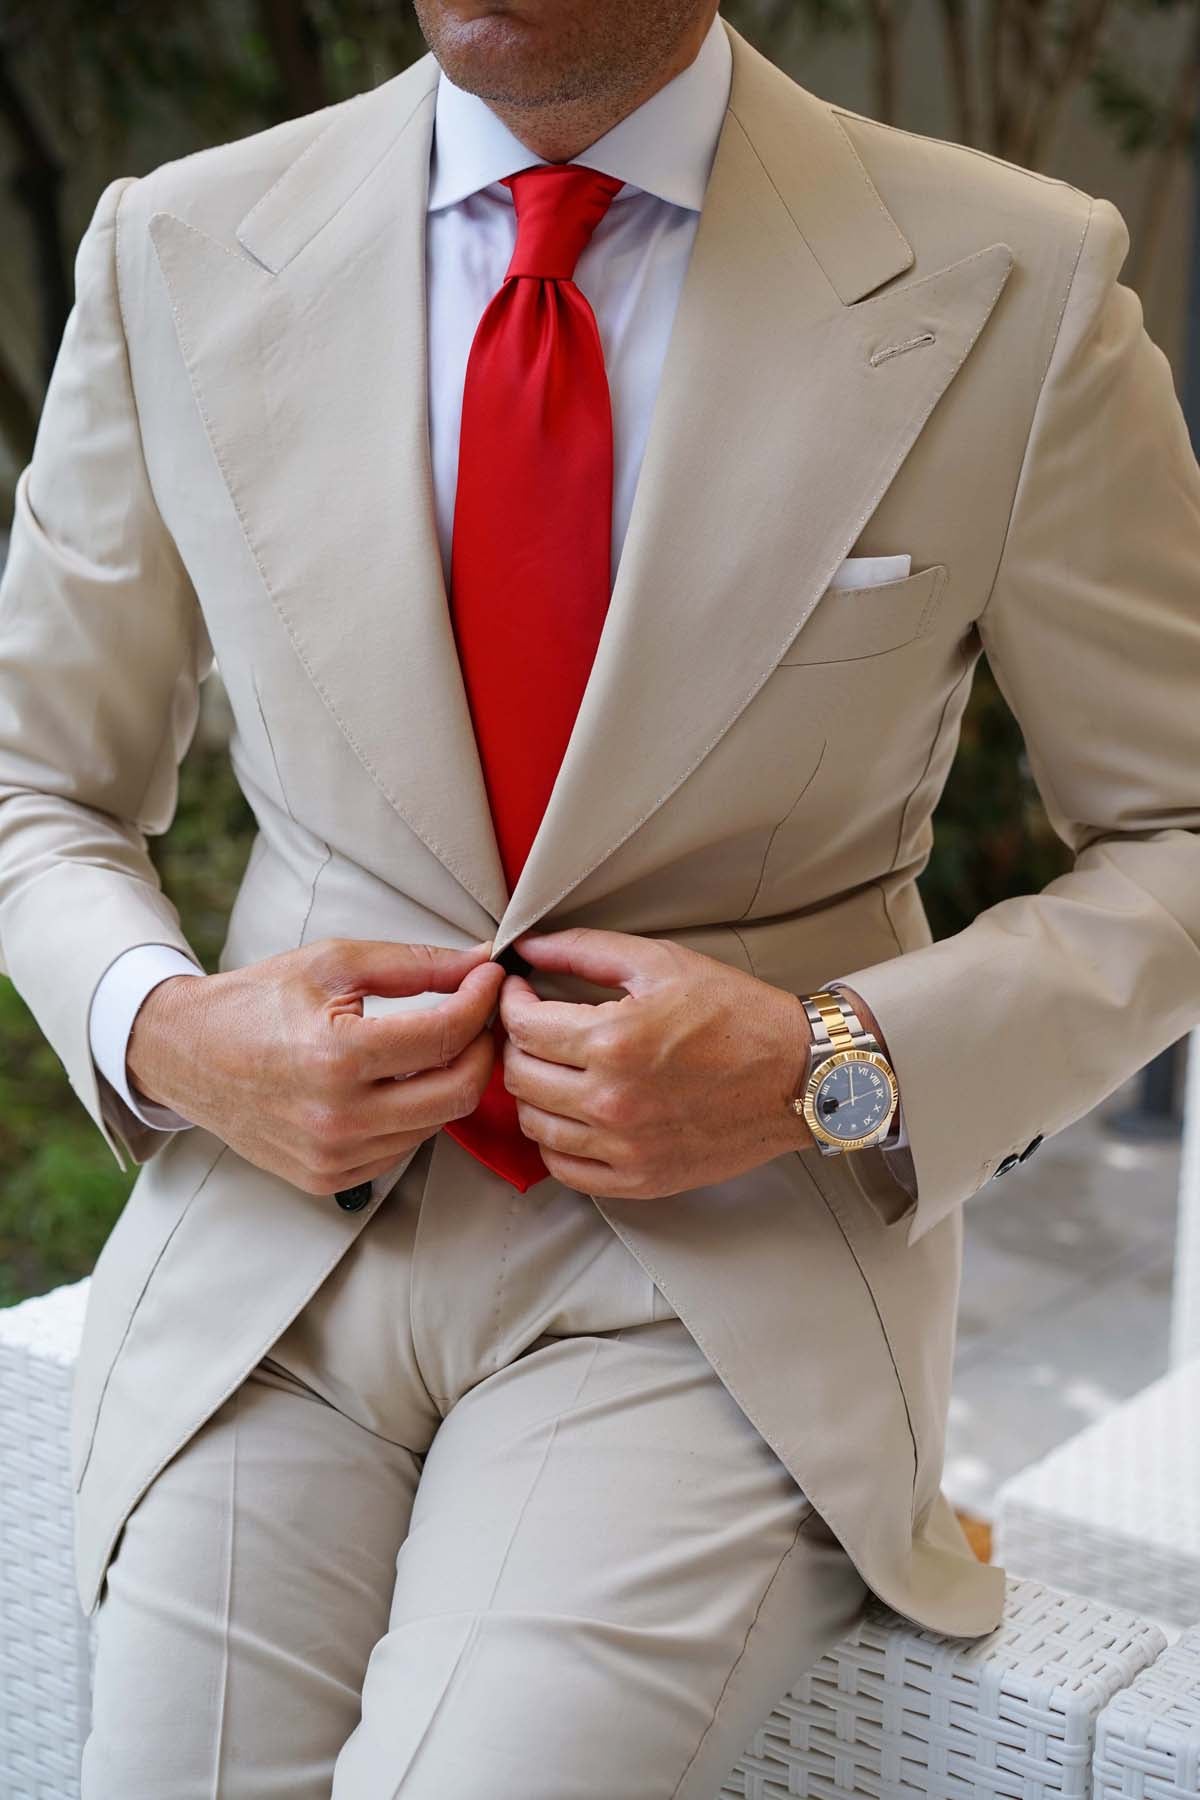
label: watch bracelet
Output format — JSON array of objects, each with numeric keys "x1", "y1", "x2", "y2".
[
  {"x1": 800, "y1": 987, "x2": 875, "y2": 1054},
  {"x1": 791, "y1": 987, "x2": 898, "y2": 1140}
]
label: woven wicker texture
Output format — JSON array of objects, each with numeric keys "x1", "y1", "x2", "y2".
[
  {"x1": 0, "y1": 1279, "x2": 94, "y2": 1799},
  {"x1": 1094, "y1": 1622, "x2": 1200, "y2": 1800},
  {"x1": 717, "y1": 1575, "x2": 1167, "y2": 1800},
  {"x1": 0, "y1": 1281, "x2": 1176, "y2": 1800},
  {"x1": 993, "y1": 1361, "x2": 1200, "y2": 1627}
]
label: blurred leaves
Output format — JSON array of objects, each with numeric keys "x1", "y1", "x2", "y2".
[
  {"x1": 917, "y1": 659, "x2": 1070, "y2": 940},
  {"x1": 1089, "y1": 54, "x2": 1171, "y2": 154}
]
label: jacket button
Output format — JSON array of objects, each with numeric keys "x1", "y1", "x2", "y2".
[
  {"x1": 1019, "y1": 1134, "x2": 1044, "y2": 1162},
  {"x1": 994, "y1": 1152, "x2": 1021, "y2": 1177},
  {"x1": 495, "y1": 943, "x2": 531, "y2": 978},
  {"x1": 335, "y1": 1182, "x2": 373, "y2": 1211}
]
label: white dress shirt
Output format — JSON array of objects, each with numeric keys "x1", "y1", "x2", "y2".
[{"x1": 88, "y1": 11, "x2": 906, "y2": 1155}]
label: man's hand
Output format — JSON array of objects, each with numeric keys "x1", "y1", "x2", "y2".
[
  {"x1": 498, "y1": 927, "x2": 815, "y2": 1198},
  {"x1": 126, "y1": 937, "x2": 505, "y2": 1194}
]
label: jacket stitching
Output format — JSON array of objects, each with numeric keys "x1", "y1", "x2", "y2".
[
  {"x1": 727, "y1": 101, "x2": 911, "y2": 272},
  {"x1": 830, "y1": 103, "x2": 1094, "y2": 196},
  {"x1": 886, "y1": 633, "x2": 976, "y2": 880},
  {"x1": 248, "y1": 667, "x2": 332, "y2": 946},
  {"x1": 869, "y1": 331, "x2": 936, "y2": 365},
  {"x1": 738, "y1": 738, "x2": 828, "y2": 920},
  {"x1": 238, "y1": 76, "x2": 437, "y2": 259}
]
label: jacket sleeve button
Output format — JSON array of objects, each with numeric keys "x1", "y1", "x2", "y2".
[
  {"x1": 994, "y1": 1152, "x2": 1021, "y2": 1177},
  {"x1": 335, "y1": 1182, "x2": 373, "y2": 1211},
  {"x1": 1019, "y1": 1134, "x2": 1044, "y2": 1162}
]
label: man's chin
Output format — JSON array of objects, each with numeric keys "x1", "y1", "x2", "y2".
[{"x1": 427, "y1": 11, "x2": 550, "y2": 98}]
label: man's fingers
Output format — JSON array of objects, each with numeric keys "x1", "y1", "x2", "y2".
[
  {"x1": 510, "y1": 1097, "x2": 597, "y2": 1158},
  {"x1": 304, "y1": 1028, "x2": 498, "y2": 1167},
  {"x1": 501, "y1": 1039, "x2": 595, "y2": 1117},
  {"x1": 310, "y1": 935, "x2": 496, "y2": 1001},
  {"x1": 513, "y1": 926, "x2": 664, "y2": 992},
  {"x1": 498, "y1": 972, "x2": 601, "y2": 1066},
  {"x1": 362, "y1": 1026, "x2": 497, "y2": 1132},
  {"x1": 342, "y1": 958, "x2": 504, "y2": 1081},
  {"x1": 532, "y1": 1147, "x2": 623, "y2": 1195}
]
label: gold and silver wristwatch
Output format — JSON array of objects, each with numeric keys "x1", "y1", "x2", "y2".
[{"x1": 793, "y1": 988, "x2": 899, "y2": 1155}]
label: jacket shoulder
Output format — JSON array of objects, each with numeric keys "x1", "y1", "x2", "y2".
[{"x1": 830, "y1": 102, "x2": 1100, "y2": 267}]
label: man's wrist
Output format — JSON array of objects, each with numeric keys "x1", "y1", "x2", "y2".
[
  {"x1": 126, "y1": 973, "x2": 203, "y2": 1113},
  {"x1": 768, "y1": 988, "x2": 816, "y2": 1153}
]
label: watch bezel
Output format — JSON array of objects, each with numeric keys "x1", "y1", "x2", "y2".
[{"x1": 800, "y1": 1048, "x2": 899, "y2": 1152}]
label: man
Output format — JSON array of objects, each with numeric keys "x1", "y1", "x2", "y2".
[{"x1": 1, "y1": 0, "x2": 1198, "y2": 1789}]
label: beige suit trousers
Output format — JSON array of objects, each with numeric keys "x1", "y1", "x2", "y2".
[{"x1": 80, "y1": 1130, "x2": 870, "y2": 1798}]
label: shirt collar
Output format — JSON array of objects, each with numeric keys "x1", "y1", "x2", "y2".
[{"x1": 427, "y1": 9, "x2": 732, "y2": 213}]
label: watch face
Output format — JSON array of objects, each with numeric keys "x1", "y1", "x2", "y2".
[{"x1": 812, "y1": 1055, "x2": 893, "y2": 1143}]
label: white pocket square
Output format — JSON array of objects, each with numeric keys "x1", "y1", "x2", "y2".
[{"x1": 828, "y1": 554, "x2": 912, "y2": 591}]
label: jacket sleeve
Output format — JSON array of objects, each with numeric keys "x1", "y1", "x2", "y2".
[
  {"x1": 0, "y1": 174, "x2": 211, "y2": 1171},
  {"x1": 834, "y1": 191, "x2": 1200, "y2": 1249}
]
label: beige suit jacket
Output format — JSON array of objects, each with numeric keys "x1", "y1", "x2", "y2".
[{"x1": 2, "y1": 17, "x2": 1199, "y2": 1634}]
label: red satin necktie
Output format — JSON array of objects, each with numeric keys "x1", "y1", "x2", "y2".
[{"x1": 444, "y1": 162, "x2": 624, "y2": 1190}]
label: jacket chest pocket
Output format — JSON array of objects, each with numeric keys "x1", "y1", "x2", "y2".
[{"x1": 779, "y1": 563, "x2": 948, "y2": 665}]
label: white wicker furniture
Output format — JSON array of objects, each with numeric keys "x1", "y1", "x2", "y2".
[
  {"x1": 993, "y1": 1359, "x2": 1200, "y2": 1631},
  {"x1": 719, "y1": 1576, "x2": 1167, "y2": 1800},
  {"x1": 0, "y1": 1279, "x2": 95, "y2": 1799},
  {"x1": 1173, "y1": 1032, "x2": 1200, "y2": 1366},
  {"x1": 0, "y1": 1279, "x2": 1178, "y2": 1800},
  {"x1": 1095, "y1": 1622, "x2": 1200, "y2": 1800}
]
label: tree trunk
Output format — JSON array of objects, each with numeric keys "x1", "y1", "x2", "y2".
[
  {"x1": 1014, "y1": 0, "x2": 1115, "y2": 168},
  {"x1": 1127, "y1": 4, "x2": 1200, "y2": 297},
  {"x1": 0, "y1": 42, "x2": 69, "y2": 392},
  {"x1": 256, "y1": 0, "x2": 329, "y2": 119},
  {"x1": 937, "y1": 0, "x2": 977, "y2": 147},
  {"x1": 864, "y1": 0, "x2": 900, "y2": 123},
  {"x1": 0, "y1": 347, "x2": 36, "y2": 479}
]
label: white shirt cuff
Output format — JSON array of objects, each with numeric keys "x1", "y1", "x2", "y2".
[{"x1": 88, "y1": 944, "x2": 204, "y2": 1131}]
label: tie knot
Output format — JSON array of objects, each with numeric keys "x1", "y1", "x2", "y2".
[{"x1": 502, "y1": 164, "x2": 624, "y2": 281}]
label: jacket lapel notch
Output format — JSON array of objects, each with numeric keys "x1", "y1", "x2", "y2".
[{"x1": 234, "y1": 54, "x2": 442, "y2": 276}]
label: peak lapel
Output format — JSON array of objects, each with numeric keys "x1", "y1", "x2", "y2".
[
  {"x1": 490, "y1": 21, "x2": 1014, "y2": 956},
  {"x1": 148, "y1": 52, "x2": 511, "y2": 924}
]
